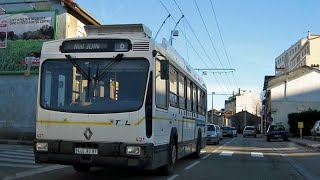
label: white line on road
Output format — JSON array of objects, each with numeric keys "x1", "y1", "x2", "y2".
[
  {"x1": 15, "y1": 150, "x2": 34, "y2": 153},
  {"x1": 0, "y1": 163, "x2": 40, "y2": 168},
  {"x1": 2, "y1": 151, "x2": 34, "y2": 156},
  {"x1": 0, "y1": 157, "x2": 35, "y2": 164},
  {"x1": 4, "y1": 165, "x2": 67, "y2": 180},
  {"x1": 201, "y1": 154, "x2": 211, "y2": 160},
  {"x1": 220, "y1": 151, "x2": 234, "y2": 156},
  {"x1": 0, "y1": 154, "x2": 35, "y2": 160},
  {"x1": 251, "y1": 152, "x2": 264, "y2": 158},
  {"x1": 273, "y1": 148, "x2": 318, "y2": 180},
  {"x1": 184, "y1": 161, "x2": 200, "y2": 170},
  {"x1": 167, "y1": 174, "x2": 179, "y2": 180}
]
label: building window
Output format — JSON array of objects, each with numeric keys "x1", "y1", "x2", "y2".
[{"x1": 307, "y1": 46, "x2": 310, "y2": 55}]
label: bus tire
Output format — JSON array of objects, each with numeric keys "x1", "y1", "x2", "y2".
[
  {"x1": 161, "y1": 134, "x2": 177, "y2": 176},
  {"x1": 73, "y1": 164, "x2": 91, "y2": 172},
  {"x1": 191, "y1": 130, "x2": 201, "y2": 159}
]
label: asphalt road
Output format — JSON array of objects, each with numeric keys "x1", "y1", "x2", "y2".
[{"x1": 1, "y1": 135, "x2": 320, "y2": 180}]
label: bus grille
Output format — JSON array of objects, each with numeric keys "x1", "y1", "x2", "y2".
[{"x1": 132, "y1": 41, "x2": 149, "y2": 51}]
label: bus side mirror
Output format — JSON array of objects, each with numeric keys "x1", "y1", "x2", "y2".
[{"x1": 160, "y1": 60, "x2": 169, "y2": 80}]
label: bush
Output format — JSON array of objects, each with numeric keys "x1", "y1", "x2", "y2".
[{"x1": 288, "y1": 109, "x2": 320, "y2": 136}]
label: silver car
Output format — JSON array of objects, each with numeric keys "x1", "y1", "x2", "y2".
[
  {"x1": 243, "y1": 126, "x2": 257, "y2": 138},
  {"x1": 215, "y1": 125, "x2": 223, "y2": 140},
  {"x1": 207, "y1": 124, "x2": 220, "y2": 145},
  {"x1": 311, "y1": 120, "x2": 320, "y2": 140}
]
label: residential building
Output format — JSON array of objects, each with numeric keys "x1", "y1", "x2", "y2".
[
  {"x1": 229, "y1": 111, "x2": 261, "y2": 132},
  {"x1": 225, "y1": 89, "x2": 261, "y2": 117},
  {"x1": 208, "y1": 109, "x2": 224, "y2": 127},
  {"x1": 275, "y1": 32, "x2": 320, "y2": 76},
  {"x1": 266, "y1": 66, "x2": 320, "y2": 130}
]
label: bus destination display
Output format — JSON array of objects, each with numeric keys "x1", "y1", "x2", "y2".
[{"x1": 60, "y1": 39, "x2": 131, "y2": 53}]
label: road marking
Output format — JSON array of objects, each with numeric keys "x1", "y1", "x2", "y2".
[
  {"x1": 184, "y1": 161, "x2": 200, "y2": 170},
  {"x1": 0, "y1": 163, "x2": 41, "y2": 168},
  {"x1": 0, "y1": 154, "x2": 34, "y2": 160},
  {"x1": 251, "y1": 152, "x2": 264, "y2": 158},
  {"x1": 201, "y1": 154, "x2": 211, "y2": 160},
  {"x1": 15, "y1": 150, "x2": 34, "y2": 153},
  {"x1": 167, "y1": 174, "x2": 179, "y2": 180},
  {"x1": 273, "y1": 148, "x2": 318, "y2": 180},
  {"x1": 2, "y1": 151, "x2": 34, "y2": 156},
  {"x1": 3, "y1": 165, "x2": 67, "y2": 180},
  {"x1": 0, "y1": 157, "x2": 35, "y2": 164},
  {"x1": 220, "y1": 151, "x2": 234, "y2": 156}
]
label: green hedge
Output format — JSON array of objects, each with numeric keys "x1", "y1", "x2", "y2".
[{"x1": 288, "y1": 109, "x2": 320, "y2": 136}]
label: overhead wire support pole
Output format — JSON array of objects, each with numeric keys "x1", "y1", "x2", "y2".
[{"x1": 155, "y1": 14, "x2": 171, "y2": 40}]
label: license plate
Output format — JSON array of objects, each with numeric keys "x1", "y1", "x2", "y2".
[
  {"x1": 75, "y1": 148, "x2": 98, "y2": 155},
  {"x1": 274, "y1": 135, "x2": 281, "y2": 138}
]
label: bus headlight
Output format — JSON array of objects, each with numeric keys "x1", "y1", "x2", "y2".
[
  {"x1": 126, "y1": 146, "x2": 141, "y2": 155},
  {"x1": 36, "y1": 142, "x2": 48, "y2": 151}
]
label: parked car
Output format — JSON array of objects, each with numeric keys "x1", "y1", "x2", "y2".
[
  {"x1": 221, "y1": 126, "x2": 236, "y2": 138},
  {"x1": 243, "y1": 126, "x2": 257, "y2": 138},
  {"x1": 267, "y1": 125, "x2": 288, "y2": 142},
  {"x1": 215, "y1": 125, "x2": 223, "y2": 140},
  {"x1": 207, "y1": 124, "x2": 220, "y2": 145},
  {"x1": 311, "y1": 120, "x2": 320, "y2": 140},
  {"x1": 231, "y1": 127, "x2": 237, "y2": 137}
]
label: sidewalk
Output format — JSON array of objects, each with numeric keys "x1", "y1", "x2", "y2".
[{"x1": 289, "y1": 137, "x2": 320, "y2": 151}]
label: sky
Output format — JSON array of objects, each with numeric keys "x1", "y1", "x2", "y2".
[{"x1": 76, "y1": 0, "x2": 320, "y2": 110}]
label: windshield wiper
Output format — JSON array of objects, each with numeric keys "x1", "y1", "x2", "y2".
[
  {"x1": 94, "y1": 53, "x2": 123, "y2": 82},
  {"x1": 65, "y1": 55, "x2": 91, "y2": 81}
]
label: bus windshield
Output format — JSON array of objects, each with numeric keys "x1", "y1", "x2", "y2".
[{"x1": 40, "y1": 58, "x2": 149, "y2": 113}]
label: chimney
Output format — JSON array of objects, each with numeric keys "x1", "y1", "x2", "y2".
[{"x1": 308, "y1": 31, "x2": 311, "y2": 39}]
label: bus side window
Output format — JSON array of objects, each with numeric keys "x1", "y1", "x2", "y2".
[
  {"x1": 192, "y1": 84, "x2": 197, "y2": 113},
  {"x1": 155, "y1": 59, "x2": 168, "y2": 109},
  {"x1": 178, "y1": 73, "x2": 185, "y2": 109},
  {"x1": 187, "y1": 79, "x2": 192, "y2": 111},
  {"x1": 169, "y1": 65, "x2": 178, "y2": 107}
]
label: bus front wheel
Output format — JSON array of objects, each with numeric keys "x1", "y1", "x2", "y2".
[{"x1": 161, "y1": 135, "x2": 177, "y2": 176}]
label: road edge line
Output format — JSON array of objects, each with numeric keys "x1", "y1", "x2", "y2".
[{"x1": 3, "y1": 165, "x2": 67, "y2": 180}]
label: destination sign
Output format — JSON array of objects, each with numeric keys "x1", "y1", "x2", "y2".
[{"x1": 60, "y1": 39, "x2": 131, "y2": 53}]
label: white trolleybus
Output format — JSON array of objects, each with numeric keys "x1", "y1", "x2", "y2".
[{"x1": 34, "y1": 24, "x2": 207, "y2": 175}]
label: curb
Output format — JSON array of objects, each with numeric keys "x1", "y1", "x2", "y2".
[
  {"x1": 288, "y1": 139, "x2": 320, "y2": 151},
  {"x1": 0, "y1": 140, "x2": 33, "y2": 145}
]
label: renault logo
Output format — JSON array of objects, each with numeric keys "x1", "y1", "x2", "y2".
[{"x1": 84, "y1": 127, "x2": 93, "y2": 140}]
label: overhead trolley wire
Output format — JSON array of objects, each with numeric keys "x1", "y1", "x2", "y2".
[
  {"x1": 159, "y1": 0, "x2": 227, "y2": 94},
  {"x1": 194, "y1": 0, "x2": 234, "y2": 93},
  {"x1": 172, "y1": 0, "x2": 230, "y2": 94},
  {"x1": 209, "y1": 0, "x2": 239, "y2": 90}
]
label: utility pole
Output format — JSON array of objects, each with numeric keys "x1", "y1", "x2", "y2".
[
  {"x1": 244, "y1": 107, "x2": 247, "y2": 127},
  {"x1": 211, "y1": 92, "x2": 215, "y2": 123}
]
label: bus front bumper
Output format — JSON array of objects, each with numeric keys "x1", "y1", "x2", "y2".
[{"x1": 34, "y1": 140, "x2": 154, "y2": 169}]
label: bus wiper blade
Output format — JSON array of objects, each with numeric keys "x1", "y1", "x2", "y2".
[
  {"x1": 95, "y1": 53, "x2": 123, "y2": 82},
  {"x1": 65, "y1": 55, "x2": 91, "y2": 81}
]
